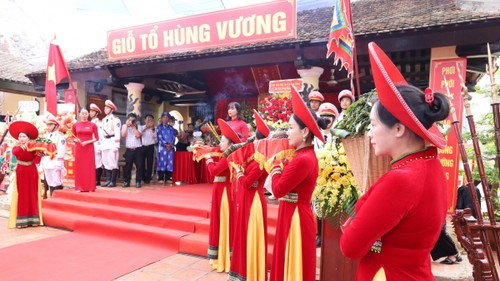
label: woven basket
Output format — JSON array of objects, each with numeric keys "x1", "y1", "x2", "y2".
[{"x1": 341, "y1": 134, "x2": 391, "y2": 193}]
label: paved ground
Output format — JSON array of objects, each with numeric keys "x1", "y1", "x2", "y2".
[{"x1": 0, "y1": 184, "x2": 474, "y2": 281}]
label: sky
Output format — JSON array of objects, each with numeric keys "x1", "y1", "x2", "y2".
[{"x1": 0, "y1": 0, "x2": 338, "y2": 69}]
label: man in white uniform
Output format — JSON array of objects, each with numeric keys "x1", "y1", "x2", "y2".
[
  {"x1": 89, "y1": 103, "x2": 103, "y2": 186},
  {"x1": 100, "y1": 100, "x2": 121, "y2": 187},
  {"x1": 337, "y1": 89, "x2": 355, "y2": 121},
  {"x1": 313, "y1": 102, "x2": 338, "y2": 150},
  {"x1": 308, "y1": 90, "x2": 324, "y2": 115},
  {"x1": 41, "y1": 115, "x2": 66, "y2": 196}
]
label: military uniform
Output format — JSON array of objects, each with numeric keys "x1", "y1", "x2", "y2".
[
  {"x1": 41, "y1": 129, "x2": 66, "y2": 196},
  {"x1": 100, "y1": 100, "x2": 121, "y2": 187}
]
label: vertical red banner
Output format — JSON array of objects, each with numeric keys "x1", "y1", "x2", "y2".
[
  {"x1": 430, "y1": 58, "x2": 466, "y2": 214},
  {"x1": 64, "y1": 89, "x2": 75, "y2": 103}
]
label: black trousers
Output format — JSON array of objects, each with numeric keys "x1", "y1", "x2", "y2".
[
  {"x1": 123, "y1": 147, "x2": 144, "y2": 183},
  {"x1": 142, "y1": 144, "x2": 155, "y2": 182},
  {"x1": 431, "y1": 223, "x2": 459, "y2": 260}
]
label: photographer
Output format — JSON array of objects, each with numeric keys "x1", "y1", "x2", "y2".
[
  {"x1": 139, "y1": 114, "x2": 157, "y2": 184},
  {"x1": 41, "y1": 115, "x2": 66, "y2": 196},
  {"x1": 176, "y1": 122, "x2": 193, "y2": 151},
  {"x1": 121, "y1": 112, "x2": 143, "y2": 188}
]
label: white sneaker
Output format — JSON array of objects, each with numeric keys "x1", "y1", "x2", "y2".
[{"x1": 268, "y1": 195, "x2": 276, "y2": 200}]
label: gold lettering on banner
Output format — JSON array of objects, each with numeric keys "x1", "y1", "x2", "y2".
[
  {"x1": 440, "y1": 158, "x2": 454, "y2": 167},
  {"x1": 440, "y1": 78, "x2": 455, "y2": 89},
  {"x1": 163, "y1": 24, "x2": 211, "y2": 48},
  {"x1": 107, "y1": 1, "x2": 296, "y2": 60},
  {"x1": 112, "y1": 31, "x2": 137, "y2": 55},
  {"x1": 256, "y1": 14, "x2": 272, "y2": 35},
  {"x1": 139, "y1": 26, "x2": 159, "y2": 51},
  {"x1": 441, "y1": 66, "x2": 456, "y2": 75},
  {"x1": 273, "y1": 12, "x2": 287, "y2": 32},
  {"x1": 438, "y1": 146, "x2": 453, "y2": 154},
  {"x1": 216, "y1": 12, "x2": 287, "y2": 40}
]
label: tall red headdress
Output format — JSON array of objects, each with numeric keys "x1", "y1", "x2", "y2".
[
  {"x1": 368, "y1": 42, "x2": 447, "y2": 148},
  {"x1": 217, "y1": 118, "x2": 242, "y2": 144},
  {"x1": 291, "y1": 85, "x2": 325, "y2": 143},
  {"x1": 253, "y1": 109, "x2": 270, "y2": 137}
]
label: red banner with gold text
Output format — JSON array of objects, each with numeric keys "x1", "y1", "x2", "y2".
[
  {"x1": 430, "y1": 58, "x2": 466, "y2": 214},
  {"x1": 107, "y1": 0, "x2": 296, "y2": 60}
]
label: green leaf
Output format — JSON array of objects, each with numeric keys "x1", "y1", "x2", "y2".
[{"x1": 331, "y1": 128, "x2": 350, "y2": 138}]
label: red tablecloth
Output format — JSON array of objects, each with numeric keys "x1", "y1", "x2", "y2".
[
  {"x1": 194, "y1": 158, "x2": 214, "y2": 184},
  {"x1": 172, "y1": 152, "x2": 198, "y2": 184}
]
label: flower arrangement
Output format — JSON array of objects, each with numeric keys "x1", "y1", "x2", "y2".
[
  {"x1": 56, "y1": 112, "x2": 76, "y2": 135},
  {"x1": 33, "y1": 137, "x2": 54, "y2": 144},
  {"x1": 240, "y1": 101, "x2": 254, "y2": 124},
  {"x1": 312, "y1": 138, "x2": 360, "y2": 227},
  {"x1": 258, "y1": 94, "x2": 292, "y2": 129}
]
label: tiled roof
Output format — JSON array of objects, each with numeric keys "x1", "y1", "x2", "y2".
[
  {"x1": 0, "y1": 52, "x2": 33, "y2": 84},
  {"x1": 42, "y1": 0, "x2": 500, "y2": 72},
  {"x1": 352, "y1": 0, "x2": 498, "y2": 35}
]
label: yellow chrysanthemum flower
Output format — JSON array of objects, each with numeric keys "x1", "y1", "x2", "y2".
[{"x1": 312, "y1": 139, "x2": 360, "y2": 220}]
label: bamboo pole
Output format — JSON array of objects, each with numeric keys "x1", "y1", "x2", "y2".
[
  {"x1": 488, "y1": 43, "x2": 499, "y2": 103},
  {"x1": 346, "y1": 0, "x2": 361, "y2": 99},
  {"x1": 486, "y1": 43, "x2": 500, "y2": 175},
  {"x1": 444, "y1": 75, "x2": 499, "y2": 281},
  {"x1": 456, "y1": 64, "x2": 500, "y2": 261}
]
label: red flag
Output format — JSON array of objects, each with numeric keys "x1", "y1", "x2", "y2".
[
  {"x1": 326, "y1": 0, "x2": 354, "y2": 75},
  {"x1": 45, "y1": 38, "x2": 71, "y2": 115},
  {"x1": 64, "y1": 89, "x2": 77, "y2": 104}
]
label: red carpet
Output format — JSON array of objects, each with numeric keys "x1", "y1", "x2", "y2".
[
  {"x1": 0, "y1": 231, "x2": 174, "y2": 281},
  {"x1": 0, "y1": 184, "x2": 214, "y2": 280},
  {"x1": 0, "y1": 184, "x2": 280, "y2": 279}
]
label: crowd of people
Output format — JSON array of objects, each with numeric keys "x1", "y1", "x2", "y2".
[
  {"x1": 201, "y1": 42, "x2": 461, "y2": 280},
  {"x1": 4, "y1": 99, "x2": 198, "y2": 228},
  {"x1": 3, "y1": 41, "x2": 470, "y2": 280}
]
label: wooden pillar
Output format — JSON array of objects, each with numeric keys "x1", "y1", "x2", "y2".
[
  {"x1": 124, "y1": 82, "x2": 144, "y2": 116},
  {"x1": 297, "y1": 66, "x2": 324, "y2": 91}
]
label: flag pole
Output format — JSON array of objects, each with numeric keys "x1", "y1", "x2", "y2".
[
  {"x1": 346, "y1": 0, "x2": 361, "y2": 99},
  {"x1": 51, "y1": 36, "x2": 80, "y2": 113},
  {"x1": 326, "y1": 0, "x2": 356, "y2": 96}
]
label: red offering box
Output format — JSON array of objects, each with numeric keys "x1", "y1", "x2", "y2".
[{"x1": 254, "y1": 138, "x2": 295, "y2": 172}]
